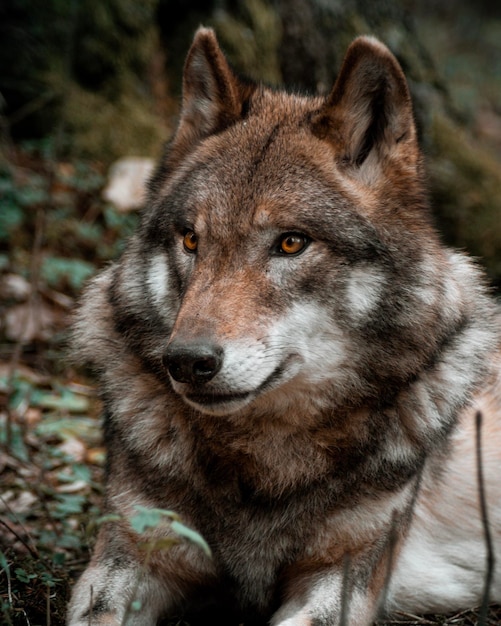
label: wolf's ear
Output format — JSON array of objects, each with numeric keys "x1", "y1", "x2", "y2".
[
  {"x1": 311, "y1": 37, "x2": 417, "y2": 177},
  {"x1": 174, "y1": 27, "x2": 253, "y2": 149}
]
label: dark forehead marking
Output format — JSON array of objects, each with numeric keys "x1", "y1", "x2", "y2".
[{"x1": 245, "y1": 122, "x2": 282, "y2": 184}]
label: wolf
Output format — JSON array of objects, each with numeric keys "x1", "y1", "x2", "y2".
[{"x1": 67, "y1": 27, "x2": 501, "y2": 626}]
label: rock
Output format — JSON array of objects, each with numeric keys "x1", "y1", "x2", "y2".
[{"x1": 102, "y1": 156, "x2": 155, "y2": 212}]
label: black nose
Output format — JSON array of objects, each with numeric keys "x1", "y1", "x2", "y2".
[{"x1": 163, "y1": 341, "x2": 223, "y2": 384}]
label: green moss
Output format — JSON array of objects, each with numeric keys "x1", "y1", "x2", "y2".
[
  {"x1": 429, "y1": 113, "x2": 501, "y2": 281},
  {"x1": 214, "y1": 0, "x2": 282, "y2": 85},
  {"x1": 63, "y1": 84, "x2": 166, "y2": 162}
]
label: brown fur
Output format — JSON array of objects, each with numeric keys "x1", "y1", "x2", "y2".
[{"x1": 67, "y1": 29, "x2": 501, "y2": 626}]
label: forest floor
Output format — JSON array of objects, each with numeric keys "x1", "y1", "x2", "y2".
[
  {"x1": 0, "y1": 142, "x2": 136, "y2": 624},
  {"x1": 2, "y1": 8, "x2": 501, "y2": 625}
]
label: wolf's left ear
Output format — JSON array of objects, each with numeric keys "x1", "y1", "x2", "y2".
[
  {"x1": 174, "y1": 27, "x2": 254, "y2": 151},
  {"x1": 311, "y1": 37, "x2": 417, "y2": 175}
]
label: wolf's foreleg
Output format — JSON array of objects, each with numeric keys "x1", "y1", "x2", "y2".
[
  {"x1": 66, "y1": 522, "x2": 215, "y2": 626},
  {"x1": 271, "y1": 490, "x2": 412, "y2": 626},
  {"x1": 271, "y1": 565, "x2": 385, "y2": 626}
]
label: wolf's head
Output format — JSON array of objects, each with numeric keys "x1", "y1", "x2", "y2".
[{"x1": 93, "y1": 29, "x2": 487, "y2": 418}]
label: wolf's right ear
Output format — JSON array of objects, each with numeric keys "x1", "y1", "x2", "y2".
[{"x1": 173, "y1": 28, "x2": 254, "y2": 152}]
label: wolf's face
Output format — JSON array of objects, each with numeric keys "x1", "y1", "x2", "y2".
[
  {"x1": 141, "y1": 112, "x2": 365, "y2": 415},
  {"x1": 112, "y1": 48, "x2": 461, "y2": 418}
]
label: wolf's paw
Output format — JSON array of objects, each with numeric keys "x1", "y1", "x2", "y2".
[{"x1": 66, "y1": 562, "x2": 170, "y2": 626}]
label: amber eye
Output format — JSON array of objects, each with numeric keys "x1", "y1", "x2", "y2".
[
  {"x1": 183, "y1": 230, "x2": 198, "y2": 252},
  {"x1": 278, "y1": 233, "x2": 309, "y2": 255}
]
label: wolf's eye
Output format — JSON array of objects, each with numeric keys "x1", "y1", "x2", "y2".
[
  {"x1": 183, "y1": 230, "x2": 198, "y2": 253},
  {"x1": 278, "y1": 233, "x2": 310, "y2": 255}
]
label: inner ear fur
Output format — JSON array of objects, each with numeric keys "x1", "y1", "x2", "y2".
[
  {"x1": 310, "y1": 36, "x2": 416, "y2": 169},
  {"x1": 174, "y1": 27, "x2": 256, "y2": 150}
]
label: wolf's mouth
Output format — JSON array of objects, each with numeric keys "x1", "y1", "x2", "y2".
[
  {"x1": 181, "y1": 354, "x2": 300, "y2": 414},
  {"x1": 185, "y1": 389, "x2": 251, "y2": 407}
]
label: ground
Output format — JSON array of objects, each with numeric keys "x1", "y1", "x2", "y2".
[{"x1": 0, "y1": 142, "x2": 132, "y2": 624}]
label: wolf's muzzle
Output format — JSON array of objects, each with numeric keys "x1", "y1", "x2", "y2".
[{"x1": 163, "y1": 340, "x2": 224, "y2": 384}]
